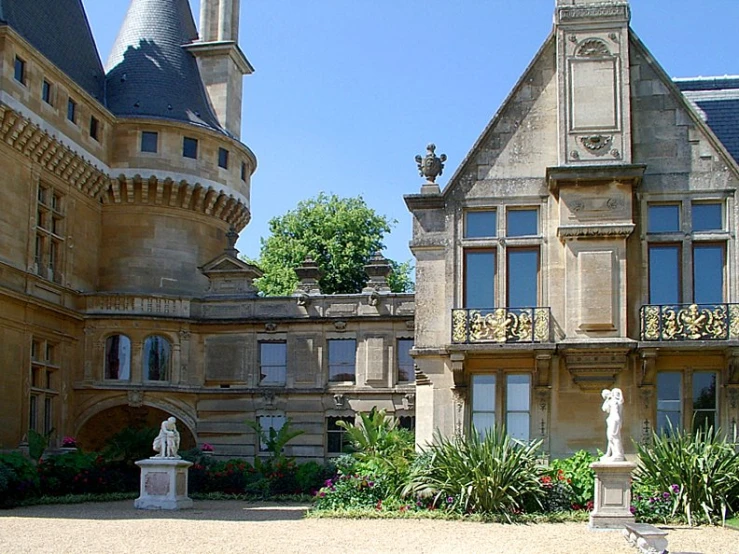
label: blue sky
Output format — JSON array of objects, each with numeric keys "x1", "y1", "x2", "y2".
[{"x1": 82, "y1": 0, "x2": 739, "y2": 267}]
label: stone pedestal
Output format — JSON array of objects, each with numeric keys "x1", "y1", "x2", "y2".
[
  {"x1": 589, "y1": 461, "x2": 636, "y2": 530},
  {"x1": 134, "y1": 458, "x2": 193, "y2": 510}
]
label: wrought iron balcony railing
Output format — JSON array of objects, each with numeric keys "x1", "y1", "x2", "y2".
[
  {"x1": 640, "y1": 303, "x2": 739, "y2": 341},
  {"x1": 452, "y1": 307, "x2": 551, "y2": 344}
]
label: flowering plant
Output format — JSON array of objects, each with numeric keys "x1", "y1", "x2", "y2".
[
  {"x1": 201, "y1": 443, "x2": 214, "y2": 452},
  {"x1": 61, "y1": 436, "x2": 77, "y2": 448}
]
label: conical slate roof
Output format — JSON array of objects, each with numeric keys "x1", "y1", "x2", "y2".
[
  {"x1": 105, "y1": 0, "x2": 224, "y2": 133},
  {"x1": 0, "y1": 0, "x2": 105, "y2": 100}
]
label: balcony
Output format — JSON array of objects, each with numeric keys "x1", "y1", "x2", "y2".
[
  {"x1": 640, "y1": 303, "x2": 739, "y2": 341},
  {"x1": 452, "y1": 307, "x2": 551, "y2": 344}
]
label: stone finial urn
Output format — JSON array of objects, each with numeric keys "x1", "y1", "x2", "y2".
[
  {"x1": 415, "y1": 143, "x2": 447, "y2": 183},
  {"x1": 363, "y1": 251, "x2": 392, "y2": 294},
  {"x1": 293, "y1": 256, "x2": 323, "y2": 295}
]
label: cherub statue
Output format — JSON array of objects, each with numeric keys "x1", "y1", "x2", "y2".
[
  {"x1": 600, "y1": 388, "x2": 625, "y2": 462},
  {"x1": 152, "y1": 416, "x2": 181, "y2": 459}
]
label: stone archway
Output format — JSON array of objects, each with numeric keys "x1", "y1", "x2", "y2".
[{"x1": 76, "y1": 404, "x2": 195, "y2": 454}]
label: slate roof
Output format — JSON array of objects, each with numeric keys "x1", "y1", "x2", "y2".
[
  {"x1": 0, "y1": 0, "x2": 105, "y2": 100},
  {"x1": 675, "y1": 76, "x2": 739, "y2": 165},
  {"x1": 105, "y1": 0, "x2": 224, "y2": 134}
]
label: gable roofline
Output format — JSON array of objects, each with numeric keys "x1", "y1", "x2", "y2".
[
  {"x1": 441, "y1": 32, "x2": 556, "y2": 197},
  {"x1": 629, "y1": 31, "x2": 739, "y2": 181}
]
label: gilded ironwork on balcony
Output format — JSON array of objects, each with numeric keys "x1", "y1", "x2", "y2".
[
  {"x1": 452, "y1": 307, "x2": 551, "y2": 344},
  {"x1": 640, "y1": 303, "x2": 739, "y2": 341}
]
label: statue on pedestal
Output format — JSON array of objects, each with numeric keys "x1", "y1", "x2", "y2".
[
  {"x1": 600, "y1": 388, "x2": 625, "y2": 462},
  {"x1": 152, "y1": 416, "x2": 181, "y2": 459}
]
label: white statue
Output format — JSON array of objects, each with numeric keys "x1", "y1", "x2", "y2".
[
  {"x1": 600, "y1": 388, "x2": 625, "y2": 462},
  {"x1": 152, "y1": 416, "x2": 181, "y2": 459}
]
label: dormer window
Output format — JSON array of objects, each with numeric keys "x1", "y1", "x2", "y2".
[{"x1": 183, "y1": 137, "x2": 198, "y2": 159}]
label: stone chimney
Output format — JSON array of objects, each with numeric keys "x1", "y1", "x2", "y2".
[{"x1": 186, "y1": 0, "x2": 254, "y2": 139}]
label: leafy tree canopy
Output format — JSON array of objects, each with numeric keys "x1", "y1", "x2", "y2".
[{"x1": 251, "y1": 193, "x2": 413, "y2": 296}]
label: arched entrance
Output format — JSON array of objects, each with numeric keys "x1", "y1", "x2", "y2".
[{"x1": 76, "y1": 404, "x2": 195, "y2": 454}]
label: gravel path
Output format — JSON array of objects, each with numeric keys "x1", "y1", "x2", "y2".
[{"x1": 0, "y1": 501, "x2": 736, "y2": 554}]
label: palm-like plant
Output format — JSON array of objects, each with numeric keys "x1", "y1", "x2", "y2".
[
  {"x1": 402, "y1": 427, "x2": 543, "y2": 519},
  {"x1": 635, "y1": 422, "x2": 739, "y2": 525}
]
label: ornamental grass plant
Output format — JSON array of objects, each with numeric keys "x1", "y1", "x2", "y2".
[
  {"x1": 634, "y1": 422, "x2": 739, "y2": 525},
  {"x1": 401, "y1": 427, "x2": 544, "y2": 520}
]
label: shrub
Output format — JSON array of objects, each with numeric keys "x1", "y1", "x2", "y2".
[
  {"x1": 102, "y1": 426, "x2": 158, "y2": 465},
  {"x1": 401, "y1": 428, "x2": 543, "y2": 519},
  {"x1": 336, "y1": 408, "x2": 416, "y2": 500},
  {"x1": 314, "y1": 473, "x2": 385, "y2": 511},
  {"x1": 0, "y1": 452, "x2": 39, "y2": 508},
  {"x1": 635, "y1": 422, "x2": 739, "y2": 525},
  {"x1": 37, "y1": 451, "x2": 98, "y2": 496},
  {"x1": 549, "y1": 450, "x2": 596, "y2": 508},
  {"x1": 295, "y1": 461, "x2": 332, "y2": 495},
  {"x1": 539, "y1": 470, "x2": 576, "y2": 512},
  {"x1": 632, "y1": 483, "x2": 681, "y2": 524}
]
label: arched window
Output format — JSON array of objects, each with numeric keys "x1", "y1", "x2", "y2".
[
  {"x1": 105, "y1": 335, "x2": 131, "y2": 380},
  {"x1": 143, "y1": 335, "x2": 171, "y2": 381}
]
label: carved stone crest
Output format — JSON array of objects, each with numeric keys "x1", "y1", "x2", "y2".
[
  {"x1": 333, "y1": 393, "x2": 346, "y2": 408},
  {"x1": 127, "y1": 389, "x2": 144, "y2": 408},
  {"x1": 264, "y1": 322, "x2": 278, "y2": 332},
  {"x1": 415, "y1": 144, "x2": 447, "y2": 183},
  {"x1": 576, "y1": 39, "x2": 611, "y2": 57},
  {"x1": 333, "y1": 320, "x2": 347, "y2": 331},
  {"x1": 580, "y1": 135, "x2": 613, "y2": 154}
]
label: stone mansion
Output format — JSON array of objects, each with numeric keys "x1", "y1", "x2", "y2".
[{"x1": 0, "y1": 0, "x2": 737, "y2": 461}]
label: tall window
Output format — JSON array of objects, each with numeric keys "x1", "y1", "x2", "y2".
[
  {"x1": 42, "y1": 80, "x2": 53, "y2": 105},
  {"x1": 396, "y1": 339, "x2": 414, "y2": 383},
  {"x1": 326, "y1": 416, "x2": 352, "y2": 454},
  {"x1": 182, "y1": 137, "x2": 198, "y2": 159},
  {"x1": 141, "y1": 131, "x2": 158, "y2": 153},
  {"x1": 105, "y1": 335, "x2": 131, "y2": 380},
  {"x1": 29, "y1": 338, "x2": 58, "y2": 436},
  {"x1": 90, "y1": 116, "x2": 100, "y2": 141},
  {"x1": 463, "y1": 207, "x2": 540, "y2": 308},
  {"x1": 657, "y1": 371, "x2": 718, "y2": 433},
  {"x1": 471, "y1": 374, "x2": 496, "y2": 435},
  {"x1": 647, "y1": 201, "x2": 725, "y2": 305},
  {"x1": 258, "y1": 413, "x2": 286, "y2": 452},
  {"x1": 35, "y1": 184, "x2": 64, "y2": 283},
  {"x1": 143, "y1": 335, "x2": 171, "y2": 381},
  {"x1": 67, "y1": 98, "x2": 77, "y2": 123},
  {"x1": 259, "y1": 342, "x2": 286, "y2": 386},
  {"x1": 14, "y1": 56, "x2": 26, "y2": 85},
  {"x1": 328, "y1": 339, "x2": 356, "y2": 383},
  {"x1": 218, "y1": 148, "x2": 229, "y2": 169},
  {"x1": 471, "y1": 373, "x2": 531, "y2": 441}
]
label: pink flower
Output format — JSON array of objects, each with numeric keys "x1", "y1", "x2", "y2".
[{"x1": 201, "y1": 443, "x2": 214, "y2": 452}]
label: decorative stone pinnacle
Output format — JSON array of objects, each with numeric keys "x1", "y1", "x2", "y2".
[
  {"x1": 293, "y1": 256, "x2": 323, "y2": 296},
  {"x1": 415, "y1": 143, "x2": 447, "y2": 183},
  {"x1": 363, "y1": 251, "x2": 392, "y2": 295},
  {"x1": 225, "y1": 226, "x2": 239, "y2": 257}
]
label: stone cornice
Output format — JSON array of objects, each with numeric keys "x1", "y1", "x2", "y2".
[
  {"x1": 0, "y1": 105, "x2": 110, "y2": 199},
  {"x1": 184, "y1": 41, "x2": 254, "y2": 75},
  {"x1": 104, "y1": 174, "x2": 251, "y2": 231},
  {"x1": 557, "y1": 223, "x2": 635, "y2": 240}
]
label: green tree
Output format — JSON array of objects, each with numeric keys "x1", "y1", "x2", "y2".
[{"x1": 252, "y1": 193, "x2": 413, "y2": 295}]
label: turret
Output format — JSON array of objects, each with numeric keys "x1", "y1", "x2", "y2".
[{"x1": 100, "y1": 0, "x2": 256, "y2": 296}]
